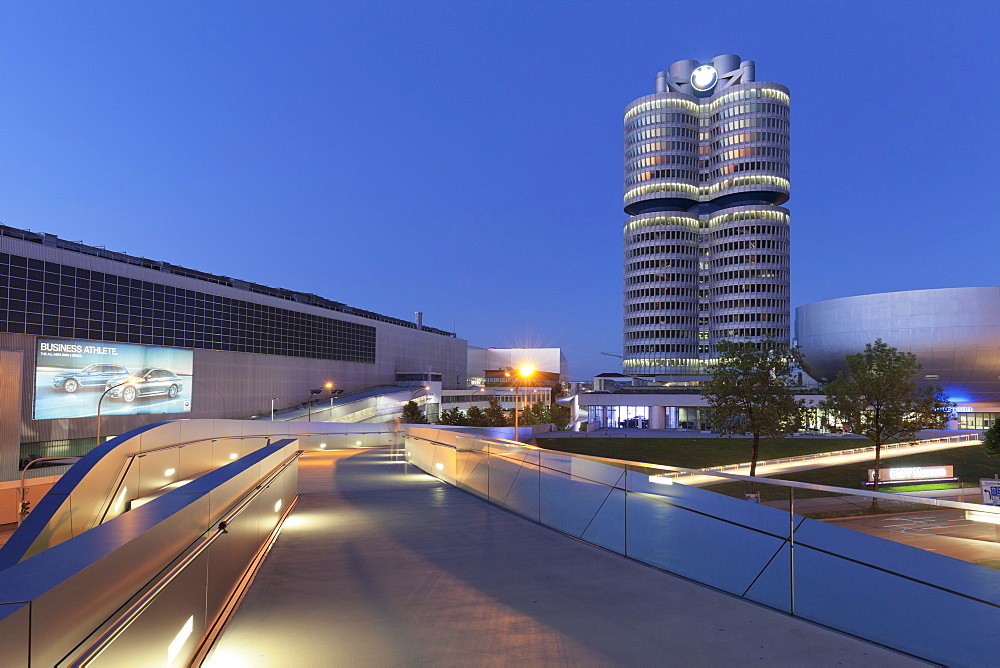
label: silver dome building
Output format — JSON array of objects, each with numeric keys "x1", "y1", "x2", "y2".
[{"x1": 796, "y1": 288, "x2": 1000, "y2": 427}]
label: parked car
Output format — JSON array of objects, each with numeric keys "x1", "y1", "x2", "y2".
[
  {"x1": 105, "y1": 368, "x2": 184, "y2": 403},
  {"x1": 52, "y1": 364, "x2": 131, "y2": 393}
]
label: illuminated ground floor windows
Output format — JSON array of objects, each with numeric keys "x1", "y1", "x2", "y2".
[
  {"x1": 586, "y1": 405, "x2": 707, "y2": 430},
  {"x1": 957, "y1": 412, "x2": 1000, "y2": 430}
]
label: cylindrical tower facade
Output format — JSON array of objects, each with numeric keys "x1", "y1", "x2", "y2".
[{"x1": 622, "y1": 55, "x2": 790, "y2": 378}]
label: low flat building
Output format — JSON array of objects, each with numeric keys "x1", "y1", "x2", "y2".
[
  {"x1": 466, "y1": 346, "x2": 568, "y2": 386},
  {"x1": 0, "y1": 224, "x2": 467, "y2": 481},
  {"x1": 576, "y1": 388, "x2": 823, "y2": 431}
]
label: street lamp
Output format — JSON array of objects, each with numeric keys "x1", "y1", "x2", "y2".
[
  {"x1": 97, "y1": 380, "x2": 131, "y2": 447},
  {"x1": 271, "y1": 397, "x2": 278, "y2": 421},
  {"x1": 325, "y1": 382, "x2": 334, "y2": 412},
  {"x1": 307, "y1": 388, "x2": 323, "y2": 421},
  {"x1": 513, "y1": 365, "x2": 535, "y2": 442}
]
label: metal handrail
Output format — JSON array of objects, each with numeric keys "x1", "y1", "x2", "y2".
[
  {"x1": 89, "y1": 435, "x2": 267, "y2": 531},
  {"x1": 404, "y1": 430, "x2": 1000, "y2": 513},
  {"x1": 68, "y1": 449, "x2": 302, "y2": 667},
  {"x1": 18, "y1": 456, "x2": 83, "y2": 527}
]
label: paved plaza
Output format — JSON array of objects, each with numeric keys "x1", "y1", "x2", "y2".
[{"x1": 206, "y1": 448, "x2": 925, "y2": 667}]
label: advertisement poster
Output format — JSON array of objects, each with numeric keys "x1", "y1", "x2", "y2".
[
  {"x1": 34, "y1": 338, "x2": 193, "y2": 420},
  {"x1": 982, "y1": 479, "x2": 1000, "y2": 506}
]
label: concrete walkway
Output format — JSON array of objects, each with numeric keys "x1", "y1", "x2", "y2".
[{"x1": 205, "y1": 449, "x2": 926, "y2": 667}]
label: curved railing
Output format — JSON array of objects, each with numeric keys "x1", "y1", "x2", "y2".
[
  {"x1": 0, "y1": 419, "x2": 400, "y2": 569},
  {"x1": 402, "y1": 426, "x2": 1000, "y2": 665},
  {"x1": 0, "y1": 434, "x2": 301, "y2": 667}
]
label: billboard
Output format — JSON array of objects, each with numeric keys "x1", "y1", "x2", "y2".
[{"x1": 34, "y1": 338, "x2": 193, "y2": 420}]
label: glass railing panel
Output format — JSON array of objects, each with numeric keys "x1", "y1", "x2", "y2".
[
  {"x1": 537, "y1": 452, "x2": 626, "y2": 554},
  {"x1": 625, "y1": 467, "x2": 794, "y2": 612},
  {"x1": 486, "y1": 442, "x2": 540, "y2": 522},
  {"x1": 485, "y1": 439, "x2": 540, "y2": 466},
  {"x1": 452, "y1": 436, "x2": 489, "y2": 499},
  {"x1": 787, "y1": 491, "x2": 1000, "y2": 666},
  {"x1": 634, "y1": 467, "x2": 794, "y2": 538},
  {"x1": 539, "y1": 450, "x2": 627, "y2": 486},
  {"x1": 778, "y1": 485, "x2": 1000, "y2": 569},
  {"x1": 403, "y1": 437, "x2": 435, "y2": 475}
]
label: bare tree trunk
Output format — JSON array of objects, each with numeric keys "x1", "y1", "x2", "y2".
[
  {"x1": 871, "y1": 440, "x2": 881, "y2": 510},
  {"x1": 749, "y1": 433, "x2": 760, "y2": 495}
]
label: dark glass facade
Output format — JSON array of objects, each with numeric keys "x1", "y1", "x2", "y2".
[{"x1": 0, "y1": 253, "x2": 376, "y2": 363}]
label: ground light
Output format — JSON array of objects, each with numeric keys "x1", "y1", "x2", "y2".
[
  {"x1": 965, "y1": 509, "x2": 1000, "y2": 525},
  {"x1": 167, "y1": 616, "x2": 194, "y2": 665}
]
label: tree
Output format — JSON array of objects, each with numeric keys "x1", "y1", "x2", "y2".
[
  {"x1": 702, "y1": 340, "x2": 806, "y2": 488},
  {"x1": 516, "y1": 402, "x2": 545, "y2": 426},
  {"x1": 465, "y1": 405, "x2": 489, "y2": 427},
  {"x1": 437, "y1": 407, "x2": 468, "y2": 426},
  {"x1": 400, "y1": 400, "x2": 429, "y2": 424},
  {"x1": 982, "y1": 418, "x2": 1000, "y2": 457},
  {"x1": 484, "y1": 397, "x2": 509, "y2": 427},
  {"x1": 509, "y1": 402, "x2": 571, "y2": 430},
  {"x1": 820, "y1": 339, "x2": 952, "y2": 500},
  {"x1": 550, "y1": 404, "x2": 571, "y2": 430}
]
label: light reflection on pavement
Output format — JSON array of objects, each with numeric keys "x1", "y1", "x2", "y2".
[{"x1": 825, "y1": 510, "x2": 1000, "y2": 564}]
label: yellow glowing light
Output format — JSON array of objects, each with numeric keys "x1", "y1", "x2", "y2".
[
  {"x1": 435, "y1": 462, "x2": 444, "y2": 470},
  {"x1": 324, "y1": 382, "x2": 333, "y2": 390},
  {"x1": 356, "y1": 441, "x2": 362, "y2": 446},
  {"x1": 112, "y1": 486, "x2": 128, "y2": 514},
  {"x1": 164, "y1": 468, "x2": 176, "y2": 477},
  {"x1": 274, "y1": 498, "x2": 282, "y2": 513},
  {"x1": 319, "y1": 443, "x2": 326, "y2": 449},
  {"x1": 519, "y1": 365, "x2": 535, "y2": 378},
  {"x1": 966, "y1": 509, "x2": 1000, "y2": 525},
  {"x1": 229, "y1": 453, "x2": 238, "y2": 460},
  {"x1": 167, "y1": 615, "x2": 194, "y2": 665}
]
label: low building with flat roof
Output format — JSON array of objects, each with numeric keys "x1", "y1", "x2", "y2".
[{"x1": 0, "y1": 224, "x2": 467, "y2": 481}]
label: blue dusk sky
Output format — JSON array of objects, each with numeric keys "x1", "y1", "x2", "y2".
[{"x1": 3, "y1": 1, "x2": 998, "y2": 379}]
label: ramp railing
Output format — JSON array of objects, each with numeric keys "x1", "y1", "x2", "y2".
[{"x1": 403, "y1": 426, "x2": 1000, "y2": 666}]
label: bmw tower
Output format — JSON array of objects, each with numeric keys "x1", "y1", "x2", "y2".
[{"x1": 622, "y1": 55, "x2": 790, "y2": 380}]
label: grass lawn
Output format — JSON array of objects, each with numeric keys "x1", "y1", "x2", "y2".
[
  {"x1": 772, "y1": 445, "x2": 998, "y2": 490},
  {"x1": 533, "y1": 436, "x2": 870, "y2": 469},
  {"x1": 690, "y1": 445, "x2": 998, "y2": 504},
  {"x1": 535, "y1": 437, "x2": 1000, "y2": 504}
]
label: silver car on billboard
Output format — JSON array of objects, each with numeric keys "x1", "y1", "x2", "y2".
[
  {"x1": 106, "y1": 368, "x2": 184, "y2": 403},
  {"x1": 52, "y1": 364, "x2": 131, "y2": 393}
]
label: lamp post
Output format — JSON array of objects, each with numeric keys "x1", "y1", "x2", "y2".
[
  {"x1": 96, "y1": 380, "x2": 131, "y2": 447},
  {"x1": 18, "y1": 456, "x2": 81, "y2": 526},
  {"x1": 271, "y1": 397, "x2": 278, "y2": 421},
  {"x1": 513, "y1": 365, "x2": 535, "y2": 443},
  {"x1": 307, "y1": 388, "x2": 322, "y2": 421},
  {"x1": 325, "y1": 382, "x2": 334, "y2": 412}
]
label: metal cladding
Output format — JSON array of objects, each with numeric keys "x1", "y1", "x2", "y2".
[
  {"x1": 623, "y1": 55, "x2": 791, "y2": 377},
  {"x1": 796, "y1": 288, "x2": 1000, "y2": 403}
]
